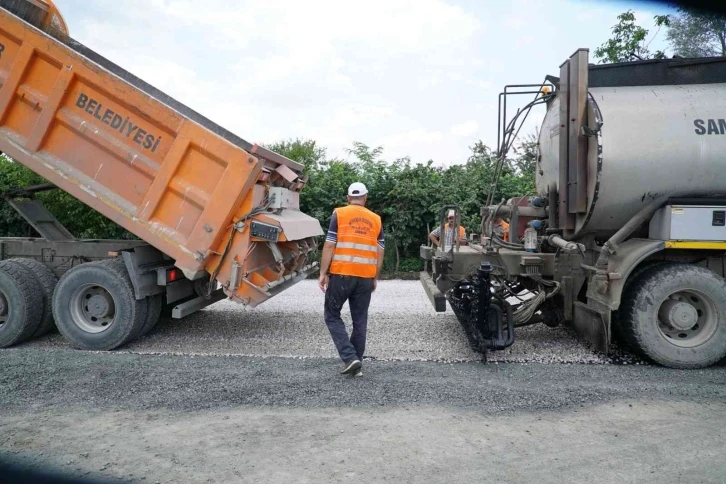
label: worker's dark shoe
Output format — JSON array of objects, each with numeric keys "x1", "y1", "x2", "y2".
[
  {"x1": 353, "y1": 367, "x2": 363, "y2": 378},
  {"x1": 341, "y1": 359, "x2": 361, "y2": 375}
]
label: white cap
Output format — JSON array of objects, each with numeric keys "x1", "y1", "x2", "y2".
[{"x1": 348, "y1": 182, "x2": 368, "y2": 196}]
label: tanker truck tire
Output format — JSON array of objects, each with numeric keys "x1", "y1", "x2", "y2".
[
  {"x1": 619, "y1": 263, "x2": 726, "y2": 369},
  {"x1": 0, "y1": 260, "x2": 44, "y2": 347},
  {"x1": 612, "y1": 260, "x2": 673, "y2": 344},
  {"x1": 52, "y1": 259, "x2": 148, "y2": 351},
  {"x1": 8, "y1": 258, "x2": 58, "y2": 338}
]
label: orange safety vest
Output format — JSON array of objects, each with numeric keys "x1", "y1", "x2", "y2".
[
  {"x1": 439, "y1": 225, "x2": 465, "y2": 243},
  {"x1": 330, "y1": 205, "x2": 382, "y2": 278}
]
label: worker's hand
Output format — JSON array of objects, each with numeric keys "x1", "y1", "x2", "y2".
[
  {"x1": 318, "y1": 274, "x2": 328, "y2": 293},
  {"x1": 372, "y1": 279, "x2": 377, "y2": 292}
]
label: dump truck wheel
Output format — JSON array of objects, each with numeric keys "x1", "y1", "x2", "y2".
[
  {"x1": 138, "y1": 294, "x2": 163, "y2": 338},
  {"x1": 8, "y1": 258, "x2": 59, "y2": 338},
  {"x1": 52, "y1": 259, "x2": 148, "y2": 351},
  {"x1": 619, "y1": 263, "x2": 726, "y2": 369},
  {"x1": 0, "y1": 260, "x2": 44, "y2": 347}
]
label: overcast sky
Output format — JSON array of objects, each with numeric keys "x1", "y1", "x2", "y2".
[{"x1": 55, "y1": 0, "x2": 675, "y2": 166}]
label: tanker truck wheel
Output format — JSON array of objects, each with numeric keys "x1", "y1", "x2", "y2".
[
  {"x1": 0, "y1": 260, "x2": 44, "y2": 347},
  {"x1": 619, "y1": 263, "x2": 726, "y2": 369},
  {"x1": 612, "y1": 260, "x2": 673, "y2": 344},
  {"x1": 52, "y1": 259, "x2": 148, "y2": 351}
]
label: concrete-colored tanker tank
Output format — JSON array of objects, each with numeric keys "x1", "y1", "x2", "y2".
[{"x1": 537, "y1": 67, "x2": 726, "y2": 239}]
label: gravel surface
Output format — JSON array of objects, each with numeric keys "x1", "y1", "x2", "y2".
[
  {"x1": 21, "y1": 280, "x2": 639, "y2": 364},
  {"x1": 1, "y1": 349, "x2": 726, "y2": 483},
  {"x1": 1, "y1": 349, "x2": 724, "y2": 413},
  {"x1": 4, "y1": 286, "x2": 726, "y2": 484}
]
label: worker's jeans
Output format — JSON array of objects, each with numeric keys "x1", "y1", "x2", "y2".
[{"x1": 324, "y1": 274, "x2": 374, "y2": 363}]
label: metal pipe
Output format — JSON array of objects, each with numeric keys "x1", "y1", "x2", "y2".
[
  {"x1": 477, "y1": 262, "x2": 493, "y2": 338},
  {"x1": 509, "y1": 204, "x2": 519, "y2": 243},
  {"x1": 592, "y1": 199, "x2": 665, "y2": 293},
  {"x1": 488, "y1": 86, "x2": 553, "y2": 208},
  {"x1": 491, "y1": 205, "x2": 547, "y2": 218},
  {"x1": 490, "y1": 96, "x2": 551, "y2": 208},
  {"x1": 230, "y1": 261, "x2": 241, "y2": 290},
  {"x1": 548, "y1": 234, "x2": 582, "y2": 253},
  {"x1": 494, "y1": 293, "x2": 515, "y2": 348}
]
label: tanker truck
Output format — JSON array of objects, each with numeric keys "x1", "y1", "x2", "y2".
[
  {"x1": 0, "y1": 0, "x2": 323, "y2": 350},
  {"x1": 421, "y1": 48, "x2": 726, "y2": 369}
]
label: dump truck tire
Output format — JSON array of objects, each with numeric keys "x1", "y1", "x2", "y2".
[
  {"x1": 619, "y1": 263, "x2": 726, "y2": 369},
  {"x1": 100, "y1": 258, "x2": 151, "y2": 345},
  {"x1": 8, "y1": 258, "x2": 58, "y2": 338},
  {"x1": 138, "y1": 294, "x2": 163, "y2": 338},
  {"x1": 52, "y1": 259, "x2": 148, "y2": 351},
  {"x1": 0, "y1": 260, "x2": 44, "y2": 347}
]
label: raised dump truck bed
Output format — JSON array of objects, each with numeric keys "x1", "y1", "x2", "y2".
[{"x1": 0, "y1": 0, "x2": 323, "y2": 351}]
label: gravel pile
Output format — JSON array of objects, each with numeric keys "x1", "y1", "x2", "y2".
[{"x1": 25, "y1": 280, "x2": 639, "y2": 364}]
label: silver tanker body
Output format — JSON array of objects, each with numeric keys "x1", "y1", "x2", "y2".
[
  {"x1": 421, "y1": 49, "x2": 726, "y2": 370},
  {"x1": 538, "y1": 82, "x2": 726, "y2": 239}
]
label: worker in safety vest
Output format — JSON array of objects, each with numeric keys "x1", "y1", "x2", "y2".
[
  {"x1": 319, "y1": 182, "x2": 385, "y2": 377},
  {"x1": 428, "y1": 210, "x2": 467, "y2": 247},
  {"x1": 493, "y1": 217, "x2": 510, "y2": 242}
]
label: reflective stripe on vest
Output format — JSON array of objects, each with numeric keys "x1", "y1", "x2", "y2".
[
  {"x1": 332, "y1": 254, "x2": 378, "y2": 265},
  {"x1": 335, "y1": 242, "x2": 378, "y2": 253},
  {"x1": 330, "y1": 204, "x2": 382, "y2": 278}
]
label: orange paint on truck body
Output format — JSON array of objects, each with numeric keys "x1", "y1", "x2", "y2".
[{"x1": 0, "y1": 4, "x2": 323, "y2": 307}]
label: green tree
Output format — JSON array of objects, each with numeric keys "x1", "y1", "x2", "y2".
[
  {"x1": 664, "y1": 8, "x2": 726, "y2": 57},
  {"x1": 0, "y1": 154, "x2": 133, "y2": 239},
  {"x1": 0, "y1": 154, "x2": 44, "y2": 237},
  {"x1": 345, "y1": 141, "x2": 384, "y2": 164},
  {"x1": 594, "y1": 10, "x2": 669, "y2": 63},
  {"x1": 508, "y1": 131, "x2": 538, "y2": 195},
  {"x1": 385, "y1": 159, "x2": 443, "y2": 271},
  {"x1": 263, "y1": 138, "x2": 327, "y2": 175}
]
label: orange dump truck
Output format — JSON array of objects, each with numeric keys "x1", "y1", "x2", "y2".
[{"x1": 0, "y1": 0, "x2": 324, "y2": 350}]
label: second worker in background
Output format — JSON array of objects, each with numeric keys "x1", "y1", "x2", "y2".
[
  {"x1": 428, "y1": 210, "x2": 467, "y2": 248},
  {"x1": 318, "y1": 182, "x2": 385, "y2": 377}
]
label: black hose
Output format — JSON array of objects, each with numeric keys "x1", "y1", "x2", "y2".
[
  {"x1": 492, "y1": 233, "x2": 525, "y2": 249},
  {"x1": 486, "y1": 95, "x2": 550, "y2": 208},
  {"x1": 482, "y1": 199, "x2": 506, "y2": 240}
]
